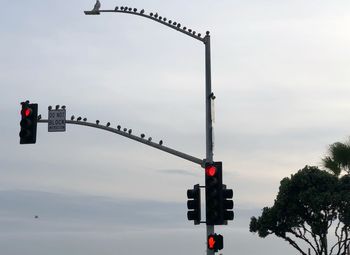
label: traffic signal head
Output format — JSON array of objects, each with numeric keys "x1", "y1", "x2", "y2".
[
  {"x1": 19, "y1": 102, "x2": 38, "y2": 144},
  {"x1": 187, "y1": 184, "x2": 201, "y2": 225},
  {"x1": 222, "y1": 185, "x2": 234, "y2": 222},
  {"x1": 205, "y1": 161, "x2": 223, "y2": 225},
  {"x1": 208, "y1": 234, "x2": 223, "y2": 252}
]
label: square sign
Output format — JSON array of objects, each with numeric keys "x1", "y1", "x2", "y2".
[{"x1": 48, "y1": 109, "x2": 66, "y2": 132}]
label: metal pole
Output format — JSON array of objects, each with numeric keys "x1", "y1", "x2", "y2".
[{"x1": 204, "y1": 33, "x2": 215, "y2": 255}]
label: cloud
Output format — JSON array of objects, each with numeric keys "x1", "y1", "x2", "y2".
[{"x1": 156, "y1": 169, "x2": 199, "y2": 176}]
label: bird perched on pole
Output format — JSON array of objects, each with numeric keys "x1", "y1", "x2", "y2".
[{"x1": 92, "y1": 0, "x2": 101, "y2": 12}]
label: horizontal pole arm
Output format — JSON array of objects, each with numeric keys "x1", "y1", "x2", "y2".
[
  {"x1": 85, "y1": 8, "x2": 207, "y2": 43},
  {"x1": 38, "y1": 119, "x2": 204, "y2": 167}
]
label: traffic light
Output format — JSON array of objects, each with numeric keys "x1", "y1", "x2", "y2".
[
  {"x1": 19, "y1": 102, "x2": 38, "y2": 144},
  {"x1": 208, "y1": 234, "x2": 223, "y2": 252},
  {"x1": 205, "y1": 161, "x2": 223, "y2": 225},
  {"x1": 222, "y1": 185, "x2": 234, "y2": 223},
  {"x1": 187, "y1": 184, "x2": 201, "y2": 225}
]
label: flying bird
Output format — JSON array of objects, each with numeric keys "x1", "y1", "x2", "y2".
[{"x1": 92, "y1": 0, "x2": 101, "y2": 11}]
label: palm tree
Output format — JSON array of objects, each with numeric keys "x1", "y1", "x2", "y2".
[{"x1": 322, "y1": 138, "x2": 350, "y2": 176}]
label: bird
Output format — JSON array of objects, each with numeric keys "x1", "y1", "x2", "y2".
[
  {"x1": 96, "y1": 120, "x2": 100, "y2": 125},
  {"x1": 128, "y1": 129, "x2": 132, "y2": 134},
  {"x1": 154, "y1": 13, "x2": 158, "y2": 18},
  {"x1": 188, "y1": 29, "x2": 192, "y2": 33},
  {"x1": 117, "y1": 125, "x2": 121, "y2": 130},
  {"x1": 61, "y1": 105, "x2": 66, "y2": 109},
  {"x1": 159, "y1": 140, "x2": 163, "y2": 146},
  {"x1": 150, "y1": 12, "x2": 153, "y2": 17},
  {"x1": 37, "y1": 115, "x2": 42, "y2": 120},
  {"x1": 123, "y1": 128, "x2": 127, "y2": 132},
  {"x1": 55, "y1": 105, "x2": 60, "y2": 110},
  {"x1": 163, "y1": 17, "x2": 167, "y2": 21},
  {"x1": 92, "y1": 0, "x2": 101, "y2": 12},
  {"x1": 115, "y1": 6, "x2": 119, "y2": 11},
  {"x1": 71, "y1": 115, "x2": 75, "y2": 120},
  {"x1": 141, "y1": 134, "x2": 145, "y2": 138},
  {"x1": 133, "y1": 8, "x2": 137, "y2": 12},
  {"x1": 183, "y1": 27, "x2": 187, "y2": 30},
  {"x1": 148, "y1": 137, "x2": 152, "y2": 142},
  {"x1": 168, "y1": 20, "x2": 172, "y2": 24},
  {"x1": 177, "y1": 24, "x2": 181, "y2": 28},
  {"x1": 48, "y1": 106, "x2": 52, "y2": 110},
  {"x1": 34, "y1": 215, "x2": 39, "y2": 219},
  {"x1": 140, "y1": 9, "x2": 145, "y2": 14},
  {"x1": 77, "y1": 117, "x2": 82, "y2": 121},
  {"x1": 128, "y1": 7, "x2": 132, "y2": 11},
  {"x1": 173, "y1": 22, "x2": 177, "y2": 26},
  {"x1": 198, "y1": 33, "x2": 201, "y2": 38},
  {"x1": 83, "y1": 118, "x2": 87, "y2": 122},
  {"x1": 106, "y1": 122, "x2": 110, "y2": 127}
]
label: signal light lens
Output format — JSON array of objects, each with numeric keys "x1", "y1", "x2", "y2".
[
  {"x1": 208, "y1": 236, "x2": 216, "y2": 249},
  {"x1": 22, "y1": 108, "x2": 32, "y2": 117},
  {"x1": 206, "y1": 166, "x2": 217, "y2": 177}
]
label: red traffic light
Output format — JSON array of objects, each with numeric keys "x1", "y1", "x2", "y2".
[
  {"x1": 22, "y1": 108, "x2": 32, "y2": 117},
  {"x1": 206, "y1": 165, "x2": 217, "y2": 177}
]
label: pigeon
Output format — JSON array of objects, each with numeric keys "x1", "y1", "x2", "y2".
[
  {"x1": 92, "y1": 0, "x2": 101, "y2": 11},
  {"x1": 71, "y1": 115, "x2": 75, "y2": 120},
  {"x1": 141, "y1": 134, "x2": 145, "y2": 138},
  {"x1": 83, "y1": 118, "x2": 87, "y2": 122},
  {"x1": 106, "y1": 122, "x2": 110, "y2": 127},
  {"x1": 159, "y1": 140, "x2": 163, "y2": 146}
]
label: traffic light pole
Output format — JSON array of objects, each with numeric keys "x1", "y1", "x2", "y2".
[
  {"x1": 84, "y1": 4, "x2": 215, "y2": 254},
  {"x1": 204, "y1": 34, "x2": 215, "y2": 255}
]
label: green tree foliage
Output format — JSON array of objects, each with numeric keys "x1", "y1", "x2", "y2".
[
  {"x1": 322, "y1": 139, "x2": 350, "y2": 176},
  {"x1": 250, "y1": 166, "x2": 350, "y2": 255}
]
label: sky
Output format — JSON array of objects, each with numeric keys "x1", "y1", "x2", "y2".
[{"x1": 1, "y1": 0, "x2": 350, "y2": 254}]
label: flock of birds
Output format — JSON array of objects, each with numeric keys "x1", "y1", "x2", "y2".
[
  {"x1": 43, "y1": 105, "x2": 164, "y2": 145},
  {"x1": 70, "y1": 115, "x2": 164, "y2": 146},
  {"x1": 91, "y1": 0, "x2": 209, "y2": 38}
]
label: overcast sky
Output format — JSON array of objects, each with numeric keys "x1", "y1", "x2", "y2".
[{"x1": 1, "y1": 0, "x2": 350, "y2": 254}]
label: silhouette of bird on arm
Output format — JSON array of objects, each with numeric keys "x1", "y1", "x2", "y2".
[{"x1": 92, "y1": 0, "x2": 101, "y2": 11}]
